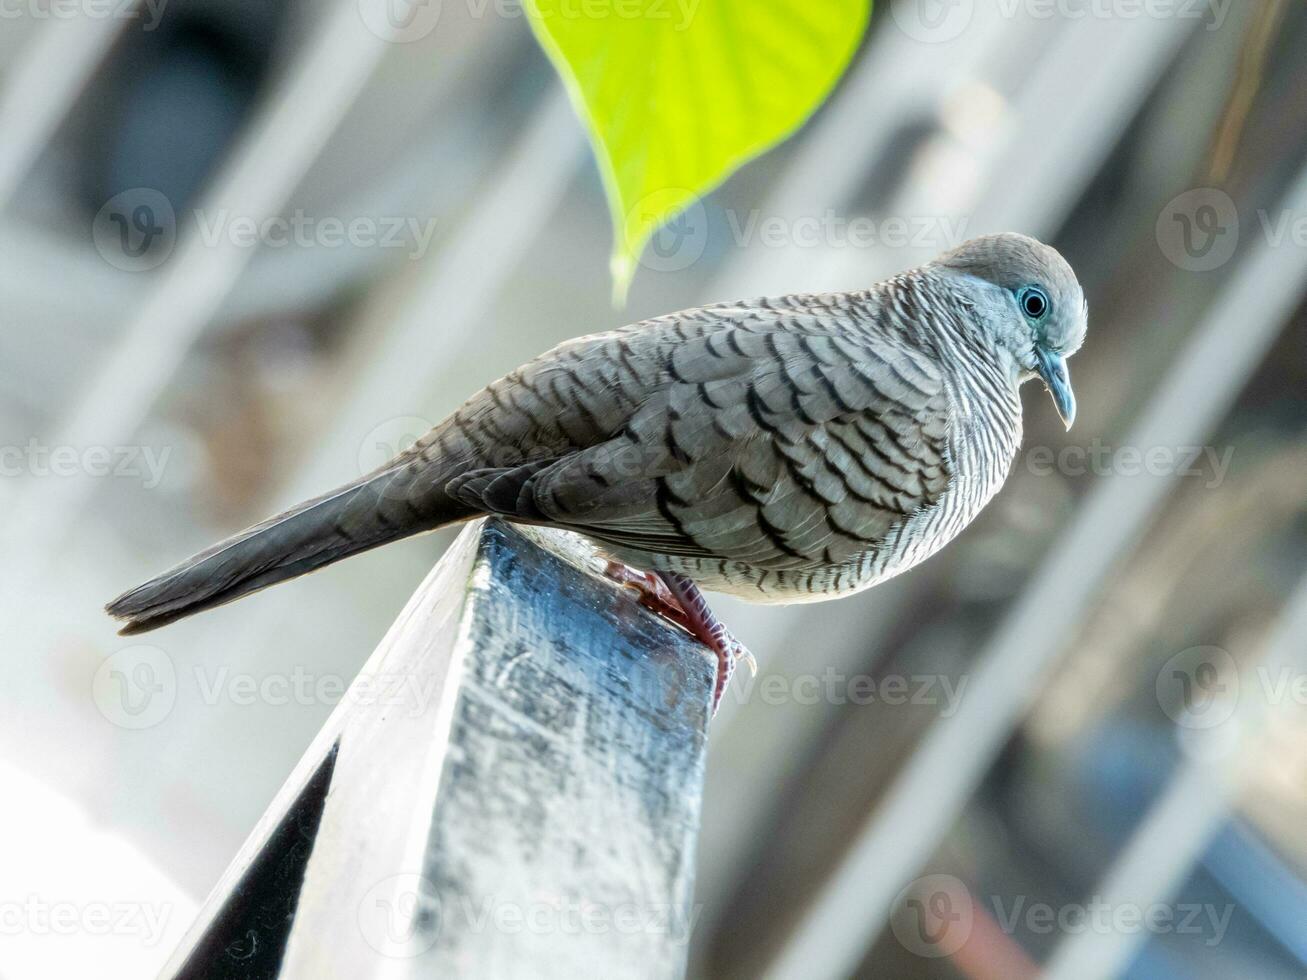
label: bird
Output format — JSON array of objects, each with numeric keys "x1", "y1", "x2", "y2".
[{"x1": 107, "y1": 232, "x2": 1086, "y2": 712}]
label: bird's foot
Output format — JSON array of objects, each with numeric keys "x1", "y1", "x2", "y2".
[
  {"x1": 703, "y1": 625, "x2": 756, "y2": 715},
  {"x1": 602, "y1": 562, "x2": 755, "y2": 714},
  {"x1": 659, "y1": 572, "x2": 756, "y2": 715},
  {"x1": 603, "y1": 561, "x2": 691, "y2": 629}
]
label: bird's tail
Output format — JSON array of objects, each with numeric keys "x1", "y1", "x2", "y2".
[{"x1": 106, "y1": 464, "x2": 469, "y2": 635}]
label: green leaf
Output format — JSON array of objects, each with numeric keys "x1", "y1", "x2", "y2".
[{"x1": 525, "y1": 0, "x2": 870, "y2": 302}]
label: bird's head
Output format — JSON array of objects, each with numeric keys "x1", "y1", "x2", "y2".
[{"x1": 935, "y1": 232, "x2": 1087, "y2": 430}]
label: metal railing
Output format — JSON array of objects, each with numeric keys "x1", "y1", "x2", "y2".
[{"x1": 162, "y1": 519, "x2": 713, "y2": 979}]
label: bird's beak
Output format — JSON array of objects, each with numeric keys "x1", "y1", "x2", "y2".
[{"x1": 1034, "y1": 347, "x2": 1076, "y2": 430}]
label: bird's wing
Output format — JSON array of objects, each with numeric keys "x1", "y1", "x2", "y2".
[{"x1": 440, "y1": 296, "x2": 953, "y2": 570}]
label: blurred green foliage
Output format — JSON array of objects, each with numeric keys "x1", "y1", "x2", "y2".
[{"x1": 525, "y1": 0, "x2": 870, "y2": 301}]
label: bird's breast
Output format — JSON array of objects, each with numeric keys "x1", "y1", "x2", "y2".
[{"x1": 658, "y1": 384, "x2": 1023, "y2": 604}]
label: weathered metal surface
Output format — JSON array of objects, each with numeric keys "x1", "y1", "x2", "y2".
[{"x1": 161, "y1": 518, "x2": 714, "y2": 980}]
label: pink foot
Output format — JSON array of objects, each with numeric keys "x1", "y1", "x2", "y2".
[
  {"x1": 603, "y1": 561, "x2": 690, "y2": 628},
  {"x1": 603, "y1": 561, "x2": 755, "y2": 715}
]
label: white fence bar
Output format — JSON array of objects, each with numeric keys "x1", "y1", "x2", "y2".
[{"x1": 0, "y1": 8, "x2": 133, "y2": 211}]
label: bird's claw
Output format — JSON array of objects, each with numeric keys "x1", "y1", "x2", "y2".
[
  {"x1": 603, "y1": 560, "x2": 689, "y2": 627},
  {"x1": 602, "y1": 561, "x2": 752, "y2": 718}
]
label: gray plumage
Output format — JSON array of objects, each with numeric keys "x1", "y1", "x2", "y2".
[{"x1": 107, "y1": 233, "x2": 1087, "y2": 635}]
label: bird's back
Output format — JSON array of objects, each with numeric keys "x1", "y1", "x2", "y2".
[{"x1": 412, "y1": 278, "x2": 1022, "y2": 603}]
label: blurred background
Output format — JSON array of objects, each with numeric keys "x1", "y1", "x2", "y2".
[{"x1": 0, "y1": 0, "x2": 1304, "y2": 976}]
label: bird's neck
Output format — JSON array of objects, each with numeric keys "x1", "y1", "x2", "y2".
[{"x1": 873, "y1": 270, "x2": 1024, "y2": 485}]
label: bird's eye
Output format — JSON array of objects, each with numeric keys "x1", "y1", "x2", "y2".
[{"x1": 1019, "y1": 286, "x2": 1050, "y2": 320}]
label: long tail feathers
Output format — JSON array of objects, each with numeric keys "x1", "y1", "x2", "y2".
[{"x1": 106, "y1": 466, "x2": 465, "y2": 635}]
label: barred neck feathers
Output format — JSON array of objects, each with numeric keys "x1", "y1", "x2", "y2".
[
  {"x1": 851, "y1": 270, "x2": 1021, "y2": 505},
  {"x1": 852, "y1": 270, "x2": 1019, "y2": 416},
  {"x1": 911, "y1": 273, "x2": 1022, "y2": 484}
]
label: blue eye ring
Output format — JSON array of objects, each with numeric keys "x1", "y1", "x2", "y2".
[{"x1": 1018, "y1": 286, "x2": 1050, "y2": 321}]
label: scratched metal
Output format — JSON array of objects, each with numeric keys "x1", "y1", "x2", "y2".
[{"x1": 412, "y1": 519, "x2": 713, "y2": 979}]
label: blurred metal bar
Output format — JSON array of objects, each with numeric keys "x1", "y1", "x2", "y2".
[
  {"x1": 0, "y1": 7, "x2": 133, "y2": 211},
  {"x1": 162, "y1": 519, "x2": 712, "y2": 979},
  {"x1": 822, "y1": 13, "x2": 1189, "y2": 286},
  {"x1": 0, "y1": 0, "x2": 401, "y2": 567},
  {"x1": 762, "y1": 162, "x2": 1307, "y2": 980},
  {"x1": 965, "y1": 14, "x2": 1191, "y2": 237},
  {"x1": 1044, "y1": 570, "x2": 1307, "y2": 980}
]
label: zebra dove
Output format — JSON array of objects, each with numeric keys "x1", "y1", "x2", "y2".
[{"x1": 108, "y1": 233, "x2": 1086, "y2": 711}]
